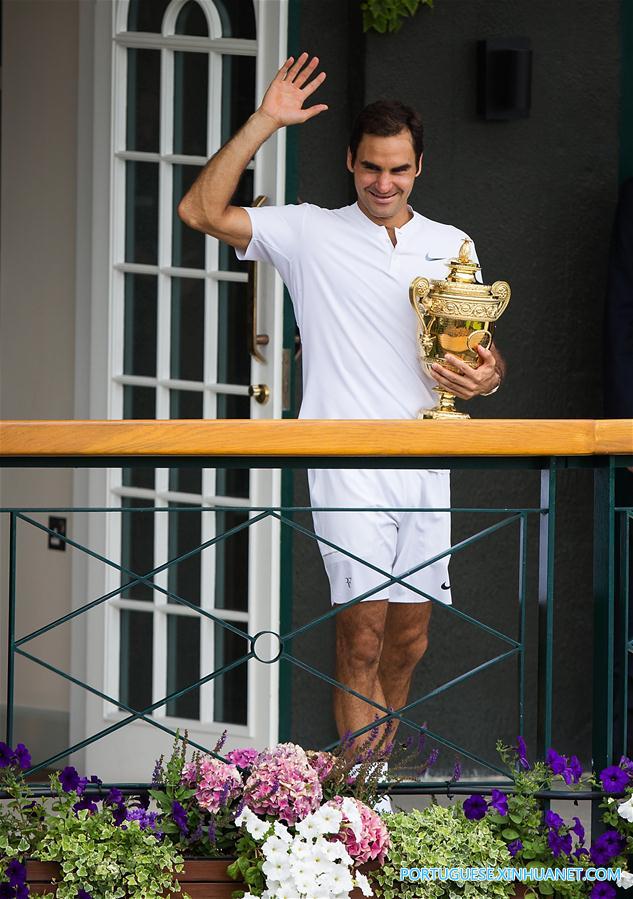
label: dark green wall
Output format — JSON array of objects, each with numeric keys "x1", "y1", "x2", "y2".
[{"x1": 287, "y1": 0, "x2": 622, "y2": 772}]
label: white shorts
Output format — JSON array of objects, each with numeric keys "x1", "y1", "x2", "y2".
[{"x1": 308, "y1": 468, "x2": 452, "y2": 605}]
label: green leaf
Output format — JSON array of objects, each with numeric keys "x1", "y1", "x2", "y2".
[{"x1": 501, "y1": 828, "x2": 520, "y2": 840}]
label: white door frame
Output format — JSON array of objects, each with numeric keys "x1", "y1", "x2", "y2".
[{"x1": 71, "y1": 0, "x2": 288, "y2": 780}]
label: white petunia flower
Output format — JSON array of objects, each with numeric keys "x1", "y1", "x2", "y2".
[
  {"x1": 273, "y1": 820, "x2": 291, "y2": 842},
  {"x1": 296, "y1": 816, "x2": 322, "y2": 839},
  {"x1": 618, "y1": 870, "x2": 633, "y2": 889},
  {"x1": 355, "y1": 871, "x2": 374, "y2": 896},
  {"x1": 340, "y1": 796, "x2": 363, "y2": 840},
  {"x1": 619, "y1": 796, "x2": 633, "y2": 822},
  {"x1": 262, "y1": 858, "x2": 292, "y2": 882},
  {"x1": 313, "y1": 804, "x2": 343, "y2": 834}
]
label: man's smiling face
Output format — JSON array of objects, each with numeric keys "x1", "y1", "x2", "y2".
[{"x1": 346, "y1": 129, "x2": 422, "y2": 229}]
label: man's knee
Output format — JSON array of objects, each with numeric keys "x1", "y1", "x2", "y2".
[{"x1": 336, "y1": 606, "x2": 386, "y2": 672}]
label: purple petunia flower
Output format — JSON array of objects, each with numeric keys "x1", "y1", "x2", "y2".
[
  {"x1": 546, "y1": 748, "x2": 566, "y2": 775},
  {"x1": 507, "y1": 838, "x2": 523, "y2": 857},
  {"x1": 0, "y1": 742, "x2": 15, "y2": 769},
  {"x1": 15, "y1": 887, "x2": 28, "y2": 899},
  {"x1": 620, "y1": 755, "x2": 633, "y2": 776},
  {"x1": 60, "y1": 766, "x2": 81, "y2": 793},
  {"x1": 544, "y1": 809, "x2": 564, "y2": 830},
  {"x1": 490, "y1": 789, "x2": 508, "y2": 816},
  {"x1": 516, "y1": 735, "x2": 530, "y2": 769},
  {"x1": 547, "y1": 828, "x2": 572, "y2": 858},
  {"x1": 5, "y1": 861, "x2": 26, "y2": 888},
  {"x1": 590, "y1": 830, "x2": 626, "y2": 865},
  {"x1": 111, "y1": 803, "x2": 127, "y2": 827},
  {"x1": 13, "y1": 744, "x2": 31, "y2": 771},
  {"x1": 105, "y1": 788, "x2": 123, "y2": 806},
  {"x1": 590, "y1": 884, "x2": 616, "y2": 899},
  {"x1": 77, "y1": 891, "x2": 92, "y2": 899},
  {"x1": 463, "y1": 794, "x2": 488, "y2": 821},
  {"x1": 600, "y1": 764, "x2": 629, "y2": 793},
  {"x1": 570, "y1": 816, "x2": 585, "y2": 844},
  {"x1": 568, "y1": 755, "x2": 583, "y2": 783},
  {"x1": 73, "y1": 796, "x2": 98, "y2": 815},
  {"x1": 0, "y1": 884, "x2": 15, "y2": 899},
  {"x1": 171, "y1": 800, "x2": 189, "y2": 835}
]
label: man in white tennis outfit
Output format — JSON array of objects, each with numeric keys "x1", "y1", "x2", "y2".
[{"x1": 179, "y1": 54, "x2": 504, "y2": 745}]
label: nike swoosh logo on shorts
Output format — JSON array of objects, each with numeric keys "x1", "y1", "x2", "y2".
[
  {"x1": 425, "y1": 252, "x2": 446, "y2": 261},
  {"x1": 441, "y1": 582, "x2": 451, "y2": 590}
]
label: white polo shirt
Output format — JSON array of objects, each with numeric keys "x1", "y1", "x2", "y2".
[{"x1": 238, "y1": 201, "x2": 476, "y2": 420}]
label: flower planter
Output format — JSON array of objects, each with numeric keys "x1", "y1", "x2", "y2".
[
  {"x1": 25, "y1": 859, "x2": 245, "y2": 898},
  {"x1": 24, "y1": 860, "x2": 531, "y2": 898}
]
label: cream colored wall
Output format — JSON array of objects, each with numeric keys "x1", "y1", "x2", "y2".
[{"x1": 0, "y1": 0, "x2": 80, "y2": 747}]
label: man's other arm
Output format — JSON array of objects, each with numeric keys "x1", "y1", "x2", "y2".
[{"x1": 178, "y1": 54, "x2": 327, "y2": 253}]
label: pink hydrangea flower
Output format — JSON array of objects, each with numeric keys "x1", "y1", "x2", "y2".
[
  {"x1": 226, "y1": 747, "x2": 259, "y2": 770},
  {"x1": 244, "y1": 742, "x2": 322, "y2": 825},
  {"x1": 182, "y1": 757, "x2": 242, "y2": 813},
  {"x1": 306, "y1": 749, "x2": 336, "y2": 782},
  {"x1": 328, "y1": 796, "x2": 390, "y2": 865}
]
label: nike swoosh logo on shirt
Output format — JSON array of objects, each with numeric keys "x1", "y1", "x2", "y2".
[
  {"x1": 425, "y1": 253, "x2": 447, "y2": 261},
  {"x1": 441, "y1": 582, "x2": 451, "y2": 590}
]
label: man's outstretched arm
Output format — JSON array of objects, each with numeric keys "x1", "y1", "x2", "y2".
[{"x1": 178, "y1": 53, "x2": 327, "y2": 252}]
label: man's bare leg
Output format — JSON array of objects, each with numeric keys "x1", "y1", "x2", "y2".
[
  {"x1": 334, "y1": 600, "x2": 389, "y2": 742},
  {"x1": 378, "y1": 602, "x2": 432, "y2": 725}
]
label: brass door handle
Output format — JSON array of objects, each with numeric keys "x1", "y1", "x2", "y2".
[
  {"x1": 247, "y1": 195, "x2": 270, "y2": 363},
  {"x1": 248, "y1": 384, "x2": 270, "y2": 405}
]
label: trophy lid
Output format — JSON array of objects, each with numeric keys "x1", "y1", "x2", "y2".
[{"x1": 447, "y1": 238, "x2": 480, "y2": 284}]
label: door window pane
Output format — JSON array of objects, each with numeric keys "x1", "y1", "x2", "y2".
[
  {"x1": 121, "y1": 498, "x2": 155, "y2": 602},
  {"x1": 125, "y1": 162, "x2": 159, "y2": 264},
  {"x1": 214, "y1": 620, "x2": 248, "y2": 724},
  {"x1": 171, "y1": 278, "x2": 205, "y2": 381},
  {"x1": 221, "y1": 55, "x2": 256, "y2": 144},
  {"x1": 216, "y1": 467, "x2": 249, "y2": 499},
  {"x1": 168, "y1": 505, "x2": 202, "y2": 607},
  {"x1": 175, "y1": 1, "x2": 208, "y2": 36},
  {"x1": 170, "y1": 389, "x2": 203, "y2": 419},
  {"x1": 123, "y1": 385, "x2": 155, "y2": 419},
  {"x1": 215, "y1": 510, "x2": 248, "y2": 611},
  {"x1": 173, "y1": 52, "x2": 208, "y2": 157},
  {"x1": 217, "y1": 393, "x2": 250, "y2": 420},
  {"x1": 119, "y1": 609, "x2": 153, "y2": 712},
  {"x1": 126, "y1": 49, "x2": 160, "y2": 152},
  {"x1": 124, "y1": 274, "x2": 157, "y2": 377},
  {"x1": 169, "y1": 466, "x2": 202, "y2": 496},
  {"x1": 166, "y1": 615, "x2": 200, "y2": 718},
  {"x1": 214, "y1": 0, "x2": 256, "y2": 39},
  {"x1": 127, "y1": 0, "x2": 170, "y2": 32},
  {"x1": 217, "y1": 281, "x2": 250, "y2": 385},
  {"x1": 172, "y1": 166, "x2": 205, "y2": 268}
]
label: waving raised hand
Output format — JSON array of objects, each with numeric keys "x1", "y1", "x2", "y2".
[{"x1": 260, "y1": 53, "x2": 328, "y2": 127}]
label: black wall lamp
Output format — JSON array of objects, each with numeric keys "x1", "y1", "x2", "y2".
[{"x1": 477, "y1": 37, "x2": 532, "y2": 120}]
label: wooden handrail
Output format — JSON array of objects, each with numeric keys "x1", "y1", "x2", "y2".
[{"x1": 0, "y1": 419, "x2": 631, "y2": 458}]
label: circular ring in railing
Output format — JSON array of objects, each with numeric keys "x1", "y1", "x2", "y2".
[{"x1": 251, "y1": 630, "x2": 284, "y2": 664}]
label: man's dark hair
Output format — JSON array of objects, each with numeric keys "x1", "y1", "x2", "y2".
[{"x1": 348, "y1": 99, "x2": 424, "y2": 164}]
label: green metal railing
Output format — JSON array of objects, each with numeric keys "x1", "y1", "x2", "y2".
[{"x1": 2, "y1": 448, "x2": 632, "y2": 795}]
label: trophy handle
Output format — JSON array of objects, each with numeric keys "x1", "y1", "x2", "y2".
[
  {"x1": 490, "y1": 280, "x2": 511, "y2": 317},
  {"x1": 409, "y1": 277, "x2": 432, "y2": 327},
  {"x1": 467, "y1": 329, "x2": 493, "y2": 352}
]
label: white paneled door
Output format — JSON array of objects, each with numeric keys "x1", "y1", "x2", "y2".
[{"x1": 76, "y1": 0, "x2": 287, "y2": 780}]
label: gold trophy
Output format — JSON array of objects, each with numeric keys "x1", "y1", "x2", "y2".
[{"x1": 409, "y1": 239, "x2": 511, "y2": 420}]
